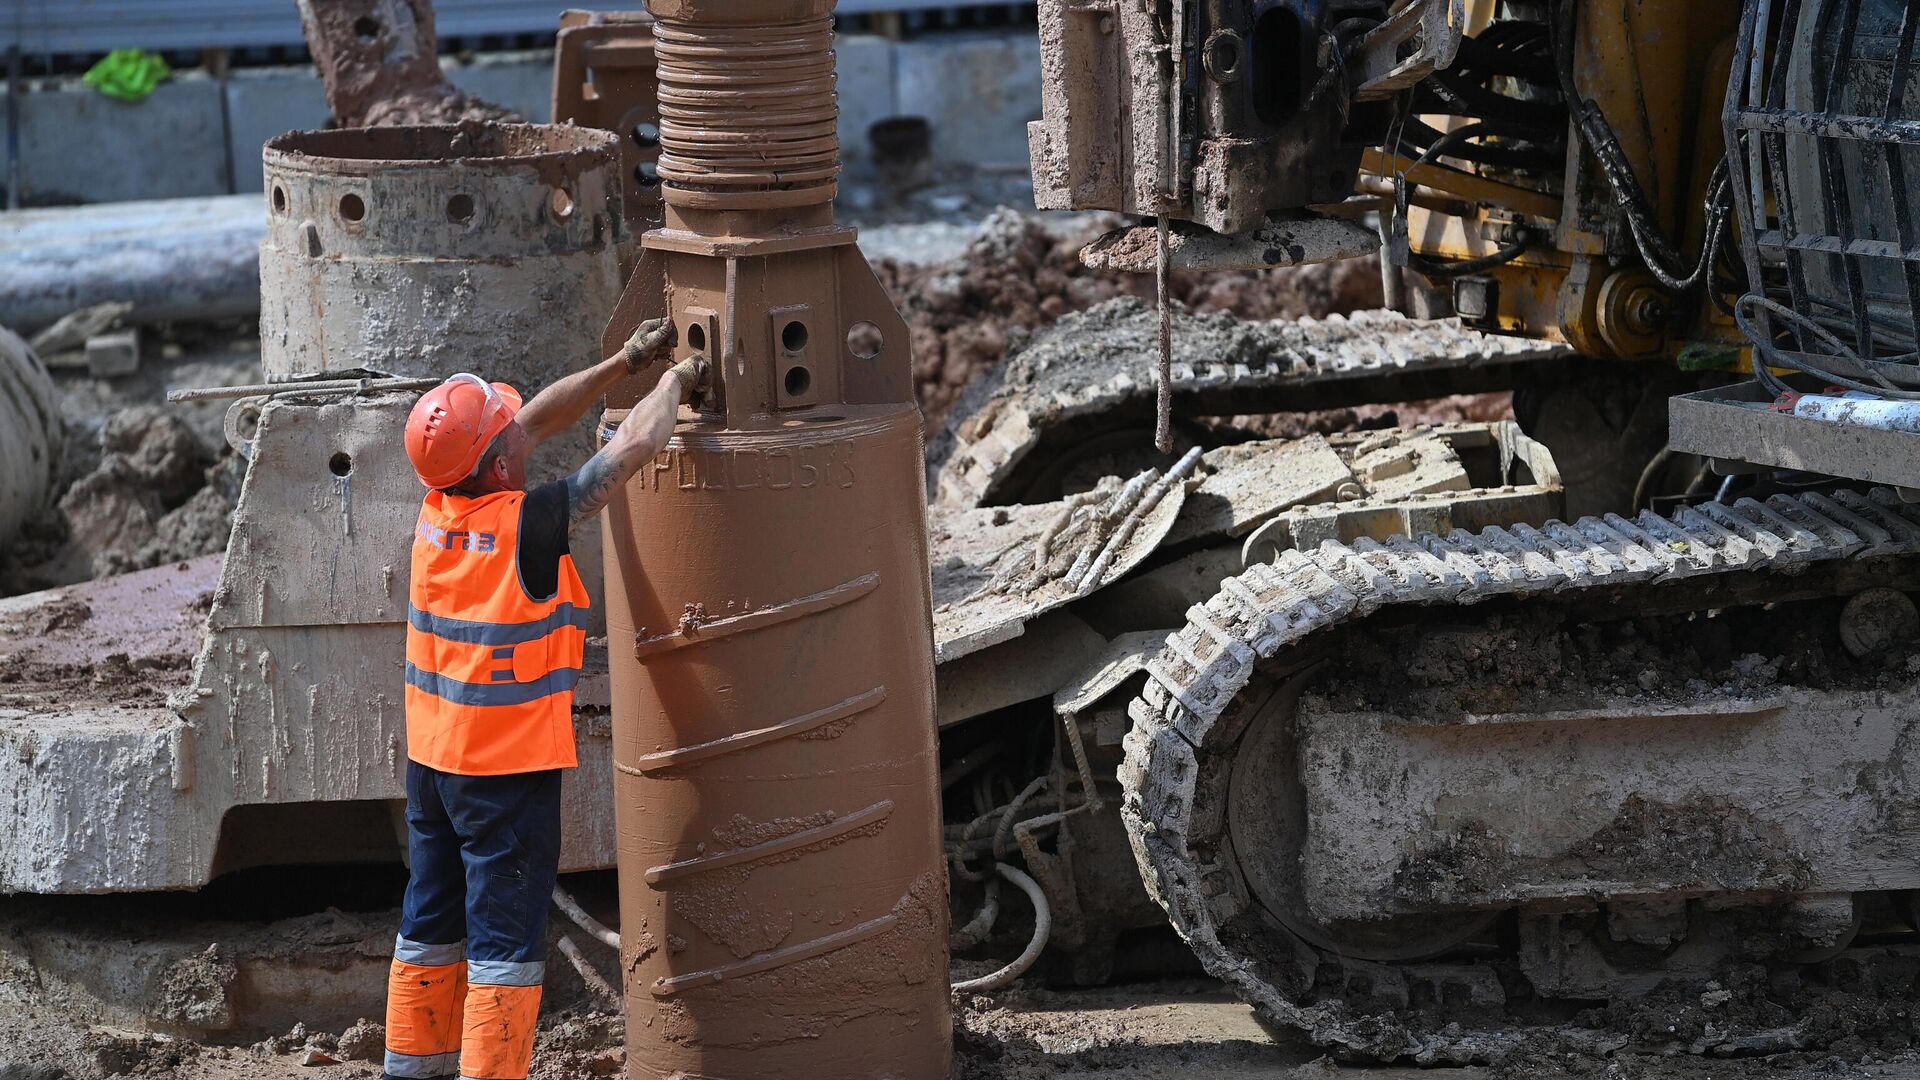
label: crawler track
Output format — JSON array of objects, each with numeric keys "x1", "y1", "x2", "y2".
[
  {"x1": 932, "y1": 304, "x2": 1571, "y2": 507},
  {"x1": 1121, "y1": 488, "x2": 1920, "y2": 1062}
]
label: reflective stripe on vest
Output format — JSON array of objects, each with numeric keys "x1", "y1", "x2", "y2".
[
  {"x1": 406, "y1": 489, "x2": 589, "y2": 776},
  {"x1": 405, "y1": 663, "x2": 582, "y2": 708},
  {"x1": 407, "y1": 602, "x2": 592, "y2": 645}
]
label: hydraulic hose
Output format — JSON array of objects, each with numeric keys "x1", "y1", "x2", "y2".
[
  {"x1": 950, "y1": 864, "x2": 1052, "y2": 994},
  {"x1": 552, "y1": 884, "x2": 621, "y2": 950}
]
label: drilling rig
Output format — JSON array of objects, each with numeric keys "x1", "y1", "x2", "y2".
[
  {"x1": 4, "y1": 0, "x2": 1918, "y2": 1067},
  {"x1": 948, "y1": 0, "x2": 1920, "y2": 1060}
]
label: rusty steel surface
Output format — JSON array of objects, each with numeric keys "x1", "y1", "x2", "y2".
[
  {"x1": 1029, "y1": 0, "x2": 1395, "y2": 236},
  {"x1": 295, "y1": 0, "x2": 514, "y2": 127},
  {"x1": 258, "y1": 123, "x2": 625, "y2": 390},
  {"x1": 599, "y1": 2, "x2": 950, "y2": 1075},
  {"x1": 258, "y1": 120, "x2": 627, "y2": 639},
  {"x1": 552, "y1": 10, "x2": 665, "y2": 232}
]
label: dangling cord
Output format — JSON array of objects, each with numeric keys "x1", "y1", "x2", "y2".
[{"x1": 1155, "y1": 213, "x2": 1174, "y2": 455}]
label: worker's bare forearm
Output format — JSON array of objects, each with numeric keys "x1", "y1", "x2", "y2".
[
  {"x1": 565, "y1": 373, "x2": 684, "y2": 528},
  {"x1": 516, "y1": 352, "x2": 630, "y2": 446}
]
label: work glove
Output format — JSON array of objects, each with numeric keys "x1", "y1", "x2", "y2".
[
  {"x1": 622, "y1": 317, "x2": 676, "y2": 373},
  {"x1": 669, "y1": 355, "x2": 712, "y2": 408}
]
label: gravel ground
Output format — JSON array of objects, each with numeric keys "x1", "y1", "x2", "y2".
[{"x1": 16, "y1": 978, "x2": 1920, "y2": 1079}]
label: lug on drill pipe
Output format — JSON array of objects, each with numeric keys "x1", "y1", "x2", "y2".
[{"x1": 597, "y1": 2, "x2": 952, "y2": 1076}]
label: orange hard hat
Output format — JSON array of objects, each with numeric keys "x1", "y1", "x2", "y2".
[{"x1": 405, "y1": 374, "x2": 524, "y2": 489}]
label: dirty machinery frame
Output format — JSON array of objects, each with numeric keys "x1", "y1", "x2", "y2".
[{"x1": 983, "y1": 0, "x2": 1920, "y2": 1061}]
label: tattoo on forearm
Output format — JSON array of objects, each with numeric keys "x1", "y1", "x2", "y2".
[
  {"x1": 564, "y1": 381, "x2": 679, "y2": 528},
  {"x1": 566, "y1": 449, "x2": 627, "y2": 529}
]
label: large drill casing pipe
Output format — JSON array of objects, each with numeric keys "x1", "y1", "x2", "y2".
[{"x1": 599, "y1": 2, "x2": 951, "y2": 1076}]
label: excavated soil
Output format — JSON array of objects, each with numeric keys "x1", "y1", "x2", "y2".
[
  {"x1": 299, "y1": 0, "x2": 516, "y2": 128},
  {"x1": 1212, "y1": 391, "x2": 1516, "y2": 442},
  {"x1": 877, "y1": 208, "x2": 1392, "y2": 427},
  {"x1": 10, "y1": 870, "x2": 1912, "y2": 1079},
  {"x1": 1, "y1": 326, "x2": 254, "y2": 598},
  {"x1": 52, "y1": 407, "x2": 237, "y2": 579}
]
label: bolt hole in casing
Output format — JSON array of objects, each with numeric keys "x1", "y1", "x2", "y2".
[
  {"x1": 595, "y1": 2, "x2": 950, "y2": 1076},
  {"x1": 846, "y1": 319, "x2": 883, "y2": 360}
]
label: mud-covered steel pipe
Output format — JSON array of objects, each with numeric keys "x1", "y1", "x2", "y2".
[
  {"x1": 601, "y1": 3, "x2": 949, "y2": 1076},
  {"x1": 557, "y1": 933, "x2": 621, "y2": 1004},
  {"x1": 167, "y1": 377, "x2": 441, "y2": 403},
  {"x1": 258, "y1": 123, "x2": 624, "y2": 386},
  {"x1": 0, "y1": 195, "x2": 262, "y2": 334},
  {"x1": 950, "y1": 875, "x2": 1002, "y2": 951},
  {"x1": 1780, "y1": 392, "x2": 1920, "y2": 434}
]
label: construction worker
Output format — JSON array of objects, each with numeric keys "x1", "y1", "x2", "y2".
[{"x1": 385, "y1": 318, "x2": 704, "y2": 1080}]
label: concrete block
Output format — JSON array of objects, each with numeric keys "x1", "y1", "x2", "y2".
[
  {"x1": 896, "y1": 31, "x2": 1043, "y2": 168},
  {"x1": 225, "y1": 70, "x2": 332, "y2": 193},
  {"x1": 444, "y1": 50, "x2": 555, "y2": 124},
  {"x1": 835, "y1": 34, "x2": 897, "y2": 161},
  {"x1": 85, "y1": 329, "x2": 143, "y2": 378},
  {"x1": 1, "y1": 75, "x2": 229, "y2": 204}
]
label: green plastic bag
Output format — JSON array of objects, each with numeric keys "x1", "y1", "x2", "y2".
[{"x1": 83, "y1": 50, "x2": 172, "y2": 103}]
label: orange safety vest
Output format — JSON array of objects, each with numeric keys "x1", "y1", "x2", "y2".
[{"x1": 405, "y1": 489, "x2": 589, "y2": 775}]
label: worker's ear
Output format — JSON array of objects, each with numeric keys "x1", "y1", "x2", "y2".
[{"x1": 489, "y1": 451, "x2": 514, "y2": 490}]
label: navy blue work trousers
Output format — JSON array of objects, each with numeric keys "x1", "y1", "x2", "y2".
[
  {"x1": 399, "y1": 760, "x2": 563, "y2": 966},
  {"x1": 384, "y1": 761, "x2": 562, "y2": 1080}
]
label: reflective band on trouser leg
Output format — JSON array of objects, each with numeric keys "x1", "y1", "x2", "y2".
[
  {"x1": 386, "y1": 938, "x2": 467, "y2": 1079},
  {"x1": 459, "y1": 968, "x2": 543, "y2": 1080}
]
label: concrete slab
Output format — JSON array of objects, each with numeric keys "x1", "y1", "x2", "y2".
[
  {"x1": 224, "y1": 70, "x2": 332, "y2": 193},
  {"x1": 84, "y1": 328, "x2": 142, "y2": 377},
  {"x1": 444, "y1": 50, "x2": 554, "y2": 124},
  {"x1": 896, "y1": 31, "x2": 1043, "y2": 168},
  {"x1": 0, "y1": 194, "x2": 265, "y2": 332},
  {"x1": 1, "y1": 76, "x2": 230, "y2": 204},
  {"x1": 836, "y1": 33, "x2": 897, "y2": 161},
  {"x1": 3, "y1": 29, "x2": 1040, "y2": 206}
]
